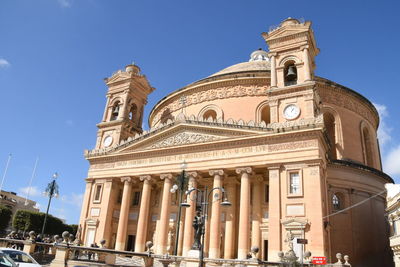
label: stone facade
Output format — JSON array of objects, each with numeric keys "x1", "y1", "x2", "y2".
[{"x1": 79, "y1": 18, "x2": 393, "y2": 267}]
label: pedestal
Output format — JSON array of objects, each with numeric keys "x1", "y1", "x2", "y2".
[{"x1": 185, "y1": 250, "x2": 200, "y2": 267}]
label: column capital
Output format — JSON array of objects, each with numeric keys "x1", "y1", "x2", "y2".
[
  {"x1": 268, "y1": 52, "x2": 277, "y2": 57},
  {"x1": 236, "y1": 167, "x2": 252, "y2": 175},
  {"x1": 160, "y1": 173, "x2": 173, "y2": 181},
  {"x1": 186, "y1": 171, "x2": 199, "y2": 179},
  {"x1": 139, "y1": 175, "x2": 152, "y2": 182},
  {"x1": 209, "y1": 169, "x2": 224, "y2": 176},
  {"x1": 267, "y1": 165, "x2": 281, "y2": 171},
  {"x1": 85, "y1": 178, "x2": 95, "y2": 184},
  {"x1": 121, "y1": 176, "x2": 132, "y2": 183}
]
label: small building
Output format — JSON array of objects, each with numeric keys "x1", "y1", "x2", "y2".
[
  {"x1": 386, "y1": 184, "x2": 400, "y2": 267},
  {"x1": 0, "y1": 190, "x2": 39, "y2": 231}
]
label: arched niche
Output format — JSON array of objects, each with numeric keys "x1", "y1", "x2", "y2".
[
  {"x1": 256, "y1": 101, "x2": 271, "y2": 124},
  {"x1": 198, "y1": 104, "x2": 223, "y2": 121},
  {"x1": 321, "y1": 106, "x2": 343, "y2": 160},
  {"x1": 360, "y1": 121, "x2": 375, "y2": 168},
  {"x1": 279, "y1": 56, "x2": 300, "y2": 87}
]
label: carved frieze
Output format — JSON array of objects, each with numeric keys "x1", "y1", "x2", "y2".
[
  {"x1": 152, "y1": 84, "x2": 266, "y2": 125},
  {"x1": 318, "y1": 84, "x2": 378, "y2": 127},
  {"x1": 148, "y1": 132, "x2": 220, "y2": 149}
]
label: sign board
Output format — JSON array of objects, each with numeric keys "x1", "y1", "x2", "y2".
[
  {"x1": 312, "y1": 257, "x2": 327, "y2": 265},
  {"x1": 297, "y1": 238, "x2": 308, "y2": 244}
]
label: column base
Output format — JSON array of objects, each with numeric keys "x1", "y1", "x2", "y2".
[
  {"x1": 237, "y1": 248, "x2": 249, "y2": 260},
  {"x1": 185, "y1": 250, "x2": 201, "y2": 267},
  {"x1": 115, "y1": 242, "x2": 125, "y2": 251}
]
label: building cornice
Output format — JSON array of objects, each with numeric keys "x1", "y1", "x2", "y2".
[{"x1": 330, "y1": 159, "x2": 393, "y2": 184}]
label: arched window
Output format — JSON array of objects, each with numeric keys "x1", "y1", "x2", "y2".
[
  {"x1": 261, "y1": 105, "x2": 271, "y2": 124},
  {"x1": 284, "y1": 61, "x2": 297, "y2": 86},
  {"x1": 110, "y1": 102, "x2": 120, "y2": 121},
  {"x1": 332, "y1": 193, "x2": 341, "y2": 210},
  {"x1": 324, "y1": 112, "x2": 337, "y2": 159},
  {"x1": 203, "y1": 109, "x2": 217, "y2": 121},
  {"x1": 362, "y1": 126, "x2": 374, "y2": 167}
]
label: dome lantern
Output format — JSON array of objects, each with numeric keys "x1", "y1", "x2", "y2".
[{"x1": 249, "y1": 48, "x2": 269, "y2": 62}]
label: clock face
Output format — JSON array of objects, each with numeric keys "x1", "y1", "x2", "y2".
[
  {"x1": 283, "y1": 104, "x2": 300, "y2": 120},
  {"x1": 103, "y1": 136, "x2": 113, "y2": 147}
]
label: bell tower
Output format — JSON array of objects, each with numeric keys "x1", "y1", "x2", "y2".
[
  {"x1": 262, "y1": 18, "x2": 319, "y2": 88},
  {"x1": 95, "y1": 64, "x2": 155, "y2": 149}
]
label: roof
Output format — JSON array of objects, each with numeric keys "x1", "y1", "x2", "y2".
[{"x1": 209, "y1": 58, "x2": 270, "y2": 78}]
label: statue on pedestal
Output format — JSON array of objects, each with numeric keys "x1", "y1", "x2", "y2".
[{"x1": 191, "y1": 211, "x2": 203, "y2": 250}]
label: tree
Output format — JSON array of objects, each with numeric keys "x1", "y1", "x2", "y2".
[
  {"x1": 0, "y1": 205, "x2": 12, "y2": 232},
  {"x1": 12, "y1": 210, "x2": 72, "y2": 235}
]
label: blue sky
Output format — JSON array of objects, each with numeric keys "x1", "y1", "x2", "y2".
[{"x1": 0, "y1": 0, "x2": 399, "y2": 224}]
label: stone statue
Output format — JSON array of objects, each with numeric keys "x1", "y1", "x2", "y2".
[{"x1": 192, "y1": 210, "x2": 204, "y2": 250}]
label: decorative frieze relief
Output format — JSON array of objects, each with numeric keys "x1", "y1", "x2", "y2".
[
  {"x1": 317, "y1": 84, "x2": 378, "y2": 127},
  {"x1": 152, "y1": 84, "x2": 266, "y2": 124},
  {"x1": 89, "y1": 140, "x2": 318, "y2": 171},
  {"x1": 149, "y1": 132, "x2": 220, "y2": 149}
]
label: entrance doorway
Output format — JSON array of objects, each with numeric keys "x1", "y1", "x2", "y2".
[
  {"x1": 127, "y1": 235, "x2": 136, "y2": 251},
  {"x1": 263, "y1": 240, "x2": 268, "y2": 260}
]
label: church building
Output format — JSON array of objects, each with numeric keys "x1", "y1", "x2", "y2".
[{"x1": 79, "y1": 18, "x2": 393, "y2": 266}]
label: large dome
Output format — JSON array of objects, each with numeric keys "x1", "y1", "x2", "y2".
[
  {"x1": 209, "y1": 60, "x2": 270, "y2": 77},
  {"x1": 209, "y1": 48, "x2": 270, "y2": 77}
]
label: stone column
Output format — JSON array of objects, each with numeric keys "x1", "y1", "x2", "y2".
[
  {"x1": 96, "y1": 179, "x2": 116, "y2": 246},
  {"x1": 79, "y1": 179, "x2": 94, "y2": 245},
  {"x1": 118, "y1": 90, "x2": 130, "y2": 120},
  {"x1": 208, "y1": 169, "x2": 224, "y2": 259},
  {"x1": 224, "y1": 180, "x2": 237, "y2": 259},
  {"x1": 303, "y1": 47, "x2": 311, "y2": 81},
  {"x1": 102, "y1": 94, "x2": 111, "y2": 122},
  {"x1": 182, "y1": 172, "x2": 198, "y2": 256},
  {"x1": 155, "y1": 174, "x2": 173, "y2": 254},
  {"x1": 270, "y1": 53, "x2": 277, "y2": 88},
  {"x1": 268, "y1": 167, "x2": 281, "y2": 261},
  {"x1": 135, "y1": 175, "x2": 152, "y2": 252},
  {"x1": 251, "y1": 177, "x2": 262, "y2": 255},
  {"x1": 236, "y1": 167, "x2": 252, "y2": 259},
  {"x1": 115, "y1": 177, "x2": 133, "y2": 251}
]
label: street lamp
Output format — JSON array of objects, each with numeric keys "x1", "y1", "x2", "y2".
[
  {"x1": 170, "y1": 161, "x2": 188, "y2": 255},
  {"x1": 182, "y1": 186, "x2": 231, "y2": 267},
  {"x1": 41, "y1": 172, "x2": 59, "y2": 236}
]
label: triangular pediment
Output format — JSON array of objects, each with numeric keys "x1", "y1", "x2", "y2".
[
  {"x1": 106, "y1": 71, "x2": 132, "y2": 85},
  {"x1": 117, "y1": 122, "x2": 262, "y2": 153},
  {"x1": 266, "y1": 26, "x2": 309, "y2": 40}
]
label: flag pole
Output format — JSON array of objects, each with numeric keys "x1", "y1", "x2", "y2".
[
  {"x1": 0, "y1": 154, "x2": 12, "y2": 193},
  {"x1": 25, "y1": 157, "x2": 39, "y2": 205}
]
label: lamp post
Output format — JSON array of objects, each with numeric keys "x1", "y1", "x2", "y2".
[
  {"x1": 170, "y1": 161, "x2": 188, "y2": 256},
  {"x1": 41, "y1": 172, "x2": 59, "y2": 236},
  {"x1": 181, "y1": 186, "x2": 231, "y2": 267}
]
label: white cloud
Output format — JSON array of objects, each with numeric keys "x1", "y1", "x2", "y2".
[
  {"x1": 58, "y1": 0, "x2": 71, "y2": 7},
  {"x1": 384, "y1": 145, "x2": 400, "y2": 177},
  {"x1": 373, "y1": 103, "x2": 392, "y2": 146},
  {"x1": 0, "y1": 58, "x2": 10, "y2": 68},
  {"x1": 60, "y1": 193, "x2": 83, "y2": 208},
  {"x1": 18, "y1": 186, "x2": 42, "y2": 198}
]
